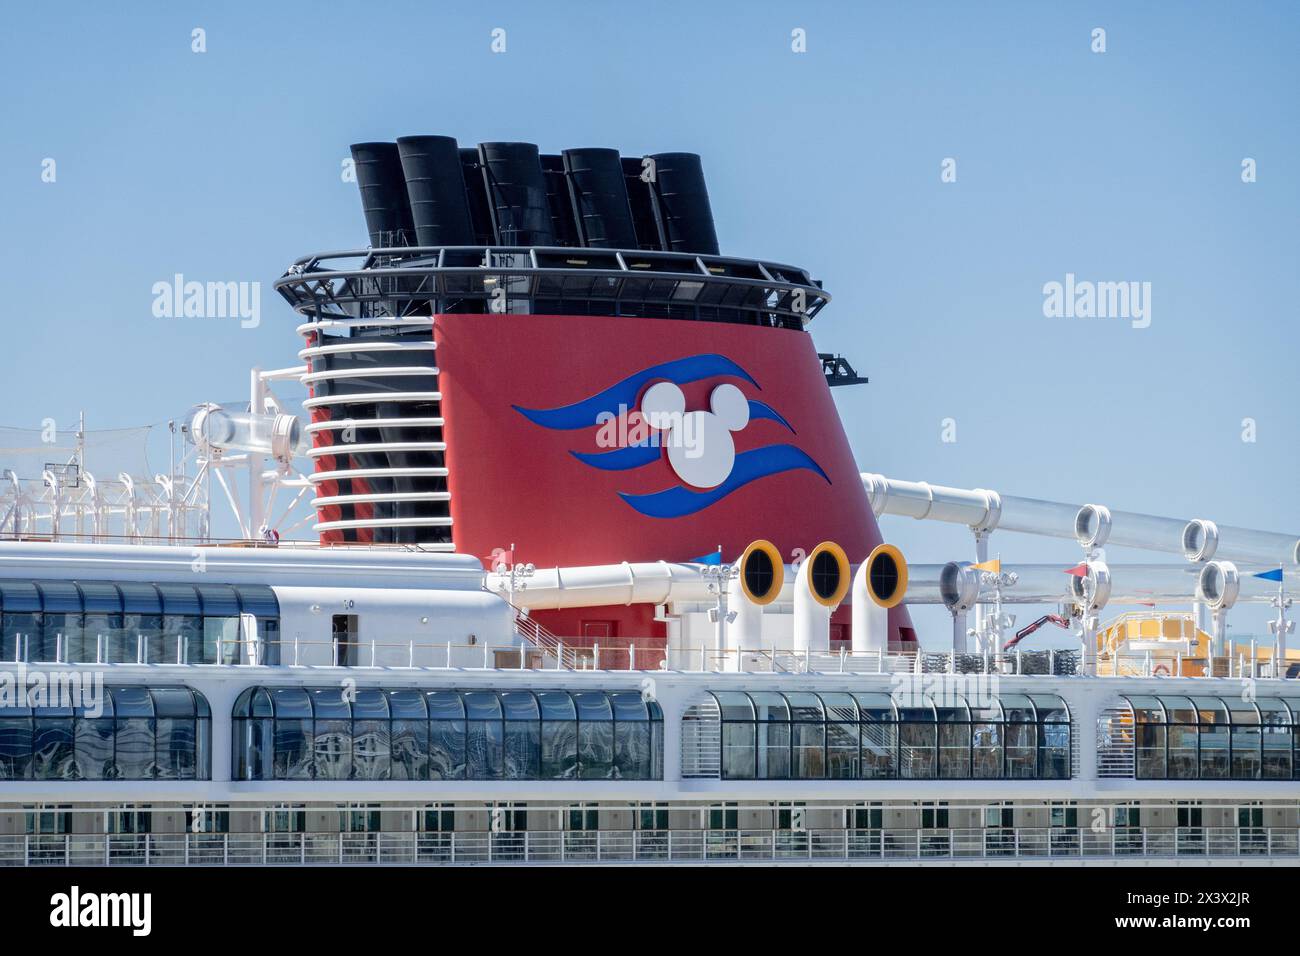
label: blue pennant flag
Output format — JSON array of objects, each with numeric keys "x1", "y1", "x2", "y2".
[
  {"x1": 1253, "y1": 567, "x2": 1285, "y2": 583},
  {"x1": 689, "y1": 549, "x2": 723, "y2": 565}
]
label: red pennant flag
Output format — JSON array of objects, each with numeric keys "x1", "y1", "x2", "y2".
[{"x1": 1063, "y1": 563, "x2": 1088, "y2": 577}]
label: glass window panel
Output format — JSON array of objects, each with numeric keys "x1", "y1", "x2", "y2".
[
  {"x1": 578, "y1": 717, "x2": 614, "y2": 779},
  {"x1": 232, "y1": 717, "x2": 271, "y2": 780},
  {"x1": 75, "y1": 719, "x2": 116, "y2": 779},
  {"x1": 195, "y1": 584, "x2": 240, "y2": 616},
  {"x1": 1167, "y1": 724, "x2": 1198, "y2": 779},
  {"x1": 32, "y1": 718, "x2": 75, "y2": 779},
  {"x1": 614, "y1": 720, "x2": 653, "y2": 779},
  {"x1": 202, "y1": 616, "x2": 240, "y2": 666},
  {"x1": 123, "y1": 614, "x2": 163, "y2": 664},
  {"x1": 938, "y1": 720, "x2": 970, "y2": 778},
  {"x1": 1198, "y1": 724, "x2": 1230, "y2": 779},
  {"x1": 542, "y1": 719, "x2": 578, "y2": 779},
  {"x1": 1039, "y1": 722, "x2": 1070, "y2": 779},
  {"x1": 1135, "y1": 721, "x2": 1167, "y2": 779},
  {"x1": 309, "y1": 687, "x2": 351, "y2": 720},
  {"x1": 156, "y1": 717, "x2": 197, "y2": 779},
  {"x1": 160, "y1": 614, "x2": 200, "y2": 665},
  {"x1": 750, "y1": 692, "x2": 789, "y2": 722},
  {"x1": 313, "y1": 719, "x2": 352, "y2": 780},
  {"x1": 150, "y1": 687, "x2": 196, "y2": 718},
  {"x1": 0, "y1": 717, "x2": 32, "y2": 779},
  {"x1": 1, "y1": 608, "x2": 40, "y2": 662},
  {"x1": 466, "y1": 719, "x2": 503, "y2": 779},
  {"x1": 463, "y1": 691, "x2": 502, "y2": 721},
  {"x1": 538, "y1": 691, "x2": 576, "y2": 721},
  {"x1": 861, "y1": 713, "x2": 896, "y2": 779},
  {"x1": 756, "y1": 718, "x2": 789, "y2": 779},
  {"x1": 351, "y1": 688, "x2": 389, "y2": 719},
  {"x1": 234, "y1": 585, "x2": 278, "y2": 617},
  {"x1": 352, "y1": 720, "x2": 390, "y2": 780},
  {"x1": 574, "y1": 692, "x2": 613, "y2": 722},
  {"x1": 500, "y1": 690, "x2": 539, "y2": 721},
  {"x1": 504, "y1": 719, "x2": 540, "y2": 779},
  {"x1": 385, "y1": 689, "x2": 427, "y2": 720},
  {"x1": 117, "y1": 582, "x2": 161, "y2": 614},
  {"x1": 608, "y1": 691, "x2": 649, "y2": 721},
  {"x1": 425, "y1": 691, "x2": 465, "y2": 719},
  {"x1": 899, "y1": 719, "x2": 936, "y2": 779},
  {"x1": 792, "y1": 717, "x2": 826, "y2": 779},
  {"x1": 156, "y1": 583, "x2": 201, "y2": 615},
  {"x1": 721, "y1": 721, "x2": 756, "y2": 779},
  {"x1": 110, "y1": 686, "x2": 154, "y2": 717},
  {"x1": 1260, "y1": 699, "x2": 1292, "y2": 780},
  {"x1": 37, "y1": 581, "x2": 82, "y2": 662},
  {"x1": 827, "y1": 718, "x2": 858, "y2": 779},
  {"x1": 1028, "y1": 694, "x2": 1069, "y2": 722},
  {"x1": 270, "y1": 687, "x2": 312, "y2": 719},
  {"x1": 273, "y1": 719, "x2": 314, "y2": 780},
  {"x1": 114, "y1": 717, "x2": 155, "y2": 779},
  {"x1": 390, "y1": 719, "x2": 428, "y2": 780},
  {"x1": 972, "y1": 721, "x2": 1002, "y2": 778},
  {"x1": 429, "y1": 719, "x2": 465, "y2": 780},
  {"x1": 1005, "y1": 721, "x2": 1037, "y2": 779}
]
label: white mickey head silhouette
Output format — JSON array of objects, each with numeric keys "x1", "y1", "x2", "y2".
[{"x1": 640, "y1": 381, "x2": 750, "y2": 489}]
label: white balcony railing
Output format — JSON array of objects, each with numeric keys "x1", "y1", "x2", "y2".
[{"x1": 1, "y1": 827, "x2": 1295, "y2": 866}]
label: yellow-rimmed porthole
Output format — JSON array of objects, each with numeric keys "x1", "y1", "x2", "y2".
[
  {"x1": 739, "y1": 539, "x2": 784, "y2": 606},
  {"x1": 865, "y1": 543, "x2": 908, "y2": 609},
  {"x1": 805, "y1": 541, "x2": 850, "y2": 608}
]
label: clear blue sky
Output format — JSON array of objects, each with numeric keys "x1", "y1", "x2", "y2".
[{"x1": 1, "y1": 1, "x2": 1297, "y2": 645}]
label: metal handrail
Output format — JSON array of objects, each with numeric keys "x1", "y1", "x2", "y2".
[{"x1": 2, "y1": 826, "x2": 1296, "y2": 866}]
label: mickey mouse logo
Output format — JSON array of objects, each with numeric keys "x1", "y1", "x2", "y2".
[{"x1": 640, "y1": 382, "x2": 749, "y2": 488}]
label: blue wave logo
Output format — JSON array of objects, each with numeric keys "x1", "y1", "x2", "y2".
[{"x1": 513, "y1": 353, "x2": 829, "y2": 518}]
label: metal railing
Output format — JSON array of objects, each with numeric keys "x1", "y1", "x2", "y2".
[
  {"x1": 1, "y1": 826, "x2": 1295, "y2": 866},
  {"x1": 275, "y1": 246, "x2": 831, "y2": 330},
  {"x1": 5, "y1": 633, "x2": 1294, "y2": 679}
]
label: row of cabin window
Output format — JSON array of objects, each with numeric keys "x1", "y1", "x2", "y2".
[
  {"x1": 719, "y1": 720, "x2": 1071, "y2": 780},
  {"x1": 1133, "y1": 724, "x2": 1300, "y2": 780},
  {"x1": 0, "y1": 580, "x2": 279, "y2": 664},
  {"x1": 232, "y1": 717, "x2": 663, "y2": 781}
]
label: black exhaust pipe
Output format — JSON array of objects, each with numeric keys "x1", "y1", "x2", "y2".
[
  {"x1": 562, "y1": 148, "x2": 638, "y2": 249},
  {"x1": 540, "y1": 154, "x2": 580, "y2": 247},
  {"x1": 647, "y1": 151, "x2": 719, "y2": 256},
  {"x1": 477, "y1": 142, "x2": 555, "y2": 246},
  {"x1": 350, "y1": 143, "x2": 417, "y2": 248},
  {"x1": 622, "y1": 156, "x2": 663, "y2": 251},
  {"x1": 396, "y1": 135, "x2": 476, "y2": 247},
  {"x1": 458, "y1": 148, "x2": 497, "y2": 246}
]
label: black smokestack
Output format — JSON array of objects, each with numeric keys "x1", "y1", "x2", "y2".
[
  {"x1": 647, "y1": 151, "x2": 719, "y2": 256},
  {"x1": 396, "y1": 135, "x2": 476, "y2": 247},
  {"x1": 540, "y1": 154, "x2": 580, "y2": 247},
  {"x1": 458, "y1": 148, "x2": 497, "y2": 246},
  {"x1": 350, "y1": 143, "x2": 416, "y2": 248},
  {"x1": 562, "y1": 148, "x2": 638, "y2": 249},
  {"x1": 477, "y1": 142, "x2": 555, "y2": 246},
  {"x1": 622, "y1": 156, "x2": 665, "y2": 251}
]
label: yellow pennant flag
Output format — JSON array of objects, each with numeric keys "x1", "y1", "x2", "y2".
[{"x1": 970, "y1": 558, "x2": 1001, "y2": 573}]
